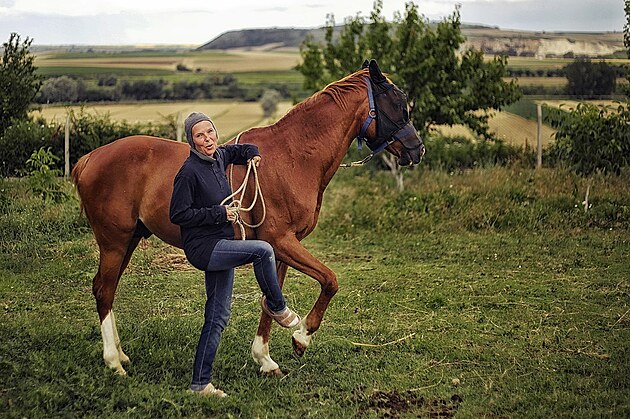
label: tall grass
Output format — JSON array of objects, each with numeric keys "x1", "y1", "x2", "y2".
[{"x1": 1, "y1": 167, "x2": 628, "y2": 417}]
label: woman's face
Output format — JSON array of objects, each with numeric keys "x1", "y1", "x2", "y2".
[{"x1": 191, "y1": 120, "x2": 218, "y2": 157}]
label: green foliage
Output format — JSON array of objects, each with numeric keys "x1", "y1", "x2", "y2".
[
  {"x1": 421, "y1": 134, "x2": 531, "y2": 171},
  {"x1": 0, "y1": 117, "x2": 60, "y2": 177},
  {"x1": 0, "y1": 33, "x2": 42, "y2": 137},
  {"x1": 297, "y1": 1, "x2": 521, "y2": 139},
  {"x1": 25, "y1": 147, "x2": 68, "y2": 203},
  {"x1": 546, "y1": 102, "x2": 630, "y2": 175},
  {"x1": 563, "y1": 58, "x2": 617, "y2": 98},
  {"x1": 0, "y1": 111, "x2": 177, "y2": 176},
  {"x1": 66, "y1": 109, "x2": 178, "y2": 166},
  {"x1": 38, "y1": 76, "x2": 83, "y2": 103},
  {"x1": 259, "y1": 89, "x2": 281, "y2": 117}
]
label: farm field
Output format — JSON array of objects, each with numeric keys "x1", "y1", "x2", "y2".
[
  {"x1": 505, "y1": 56, "x2": 629, "y2": 70},
  {"x1": 1, "y1": 167, "x2": 628, "y2": 417},
  {"x1": 537, "y1": 99, "x2": 624, "y2": 110},
  {"x1": 34, "y1": 100, "x2": 556, "y2": 148},
  {"x1": 32, "y1": 101, "x2": 294, "y2": 140},
  {"x1": 436, "y1": 110, "x2": 556, "y2": 147},
  {"x1": 35, "y1": 49, "x2": 301, "y2": 75}
]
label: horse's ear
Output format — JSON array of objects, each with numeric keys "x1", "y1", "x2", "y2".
[
  {"x1": 361, "y1": 59, "x2": 370, "y2": 69},
  {"x1": 368, "y1": 59, "x2": 386, "y2": 83}
]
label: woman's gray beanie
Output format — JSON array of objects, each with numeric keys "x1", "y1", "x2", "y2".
[{"x1": 184, "y1": 112, "x2": 217, "y2": 147}]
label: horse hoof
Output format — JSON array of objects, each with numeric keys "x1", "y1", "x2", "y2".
[
  {"x1": 261, "y1": 368, "x2": 284, "y2": 377},
  {"x1": 119, "y1": 353, "x2": 130, "y2": 364},
  {"x1": 292, "y1": 336, "x2": 306, "y2": 357},
  {"x1": 115, "y1": 366, "x2": 127, "y2": 376}
]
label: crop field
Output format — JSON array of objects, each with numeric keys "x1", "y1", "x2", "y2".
[
  {"x1": 538, "y1": 99, "x2": 624, "y2": 110},
  {"x1": 435, "y1": 111, "x2": 556, "y2": 147},
  {"x1": 35, "y1": 49, "x2": 300, "y2": 75},
  {"x1": 505, "y1": 56, "x2": 628, "y2": 70},
  {"x1": 32, "y1": 101, "x2": 294, "y2": 140},
  {"x1": 1, "y1": 166, "x2": 629, "y2": 417},
  {"x1": 506, "y1": 76, "x2": 567, "y2": 87}
]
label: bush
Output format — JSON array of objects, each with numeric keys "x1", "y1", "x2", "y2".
[
  {"x1": 0, "y1": 111, "x2": 178, "y2": 176},
  {"x1": 421, "y1": 135, "x2": 529, "y2": 171},
  {"x1": 0, "y1": 117, "x2": 60, "y2": 177},
  {"x1": 37, "y1": 76, "x2": 82, "y2": 103},
  {"x1": 545, "y1": 102, "x2": 630, "y2": 175},
  {"x1": 25, "y1": 147, "x2": 68, "y2": 203}
]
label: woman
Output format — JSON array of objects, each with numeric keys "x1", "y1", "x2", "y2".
[{"x1": 169, "y1": 112, "x2": 300, "y2": 397}]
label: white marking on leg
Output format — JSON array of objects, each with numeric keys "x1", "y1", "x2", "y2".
[
  {"x1": 291, "y1": 318, "x2": 312, "y2": 349},
  {"x1": 110, "y1": 311, "x2": 129, "y2": 364},
  {"x1": 101, "y1": 311, "x2": 126, "y2": 375},
  {"x1": 251, "y1": 335, "x2": 279, "y2": 373}
]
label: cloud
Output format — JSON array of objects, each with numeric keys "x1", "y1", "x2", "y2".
[
  {"x1": 0, "y1": 0, "x2": 624, "y2": 45},
  {"x1": 458, "y1": 0, "x2": 624, "y2": 32}
]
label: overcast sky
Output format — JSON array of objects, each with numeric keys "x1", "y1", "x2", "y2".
[{"x1": 0, "y1": 0, "x2": 625, "y2": 46}]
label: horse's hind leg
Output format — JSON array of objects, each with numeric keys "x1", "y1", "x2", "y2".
[
  {"x1": 93, "y1": 235, "x2": 140, "y2": 375},
  {"x1": 251, "y1": 261, "x2": 288, "y2": 376}
]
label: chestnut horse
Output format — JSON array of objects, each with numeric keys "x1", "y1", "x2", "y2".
[{"x1": 72, "y1": 60, "x2": 425, "y2": 376}]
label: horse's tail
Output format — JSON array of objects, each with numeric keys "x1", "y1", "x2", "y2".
[{"x1": 71, "y1": 152, "x2": 92, "y2": 216}]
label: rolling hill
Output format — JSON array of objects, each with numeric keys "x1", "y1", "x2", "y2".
[{"x1": 199, "y1": 25, "x2": 625, "y2": 58}]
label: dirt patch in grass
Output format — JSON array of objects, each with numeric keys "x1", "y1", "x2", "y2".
[{"x1": 359, "y1": 390, "x2": 462, "y2": 418}]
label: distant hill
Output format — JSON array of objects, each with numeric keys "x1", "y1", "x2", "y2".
[{"x1": 199, "y1": 25, "x2": 625, "y2": 58}]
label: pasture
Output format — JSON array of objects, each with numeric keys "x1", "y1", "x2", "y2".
[{"x1": 1, "y1": 166, "x2": 628, "y2": 417}]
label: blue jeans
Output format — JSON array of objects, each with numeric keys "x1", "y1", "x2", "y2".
[{"x1": 190, "y1": 239, "x2": 286, "y2": 390}]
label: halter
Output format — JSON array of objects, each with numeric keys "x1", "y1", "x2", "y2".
[{"x1": 342, "y1": 77, "x2": 418, "y2": 167}]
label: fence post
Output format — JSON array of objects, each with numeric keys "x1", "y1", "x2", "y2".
[
  {"x1": 536, "y1": 104, "x2": 542, "y2": 169},
  {"x1": 176, "y1": 111, "x2": 183, "y2": 142},
  {"x1": 64, "y1": 113, "x2": 70, "y2": 178}
]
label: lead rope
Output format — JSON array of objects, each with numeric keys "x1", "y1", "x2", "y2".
[{"x1": 220, "y1": 133, "x2": 267, "y2": 240}]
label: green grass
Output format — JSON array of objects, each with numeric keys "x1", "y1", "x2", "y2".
[{"x1": 1, "y1": 167, "x2": 629, "y2": 417}]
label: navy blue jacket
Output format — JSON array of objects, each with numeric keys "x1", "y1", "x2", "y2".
[{"x1": 169, "y1": 144, "x2": 259, "y2": 270}]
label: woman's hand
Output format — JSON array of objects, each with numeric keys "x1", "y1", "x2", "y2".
[
  {"x1": 249, "y1": 155, "x2": 261, "y2": 167},
  {"x1": 225, "y1": 206, "x2": 239, "y2": 223}
]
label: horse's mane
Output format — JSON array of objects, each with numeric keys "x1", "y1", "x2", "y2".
[{"x1": 280, "y1": 69, "x2": 369, "y2": 120}]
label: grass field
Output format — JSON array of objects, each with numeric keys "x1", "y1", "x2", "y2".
[{"x1": 1, "y1": 165, "x2": 628, "y2": 417}]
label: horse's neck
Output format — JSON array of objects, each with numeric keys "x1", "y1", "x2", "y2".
[{"x1": 271, "y1": 92, "x2": 364, "y2": 184}]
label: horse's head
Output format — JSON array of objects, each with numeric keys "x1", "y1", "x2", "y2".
[{"x1": 359, "y1": 59, "x2": 425, "y2": 166}]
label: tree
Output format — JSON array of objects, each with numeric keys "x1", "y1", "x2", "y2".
[
  {"x1": 38, "y1": 76, "x2": 80, "y2": 103},
  {"x1": 564, "y1": 58, "x2": 617, "y2": 98},
  {"x1": 260, "y1": 89, "x2": 281, "y2": 118},
  {"x1": 296, "y1": 1, "x2": 521, "y2": 140},
  {"x1": 0, "y1": 33, "x2": 42, "y2": 136},
  {"x1": 546, "y1": 103, "x2": 630, "y2": 176}
]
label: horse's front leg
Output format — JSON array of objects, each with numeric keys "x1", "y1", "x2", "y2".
[
  {"x1": 251, "y1": 261, "x2": 289, "y2": 376},
  {"x1": 273, "y1": 236, "x2": 339, "y2": 357}
]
